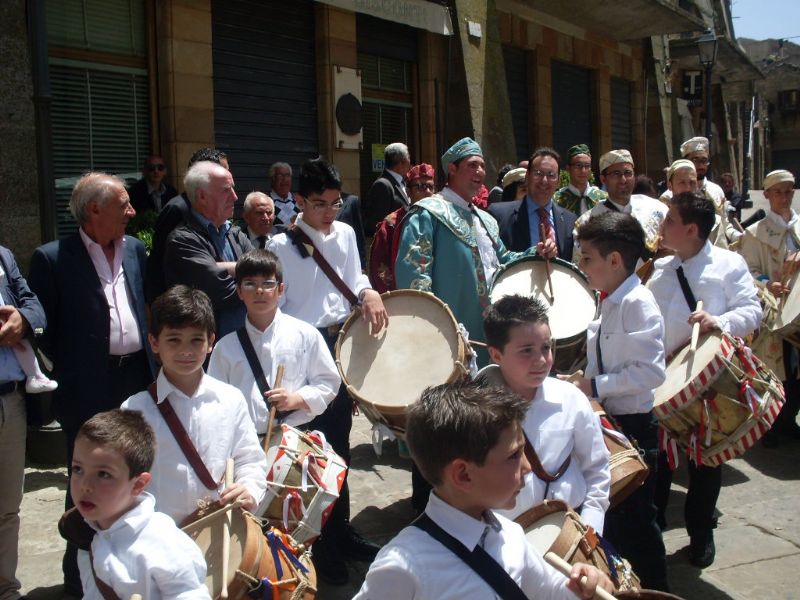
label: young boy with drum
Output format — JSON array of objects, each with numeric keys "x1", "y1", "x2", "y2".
[
  {"x1": 354, "y1": 378, "x2": 615, "y2": 600},
  {"x1": 267, "y1": 158, "x2": 388, "y2": 584},
  {"x1": 121, "y1": 286, "x2": 267, "y2": 525},
  {"x1": 740, "y1": 169, "x2": 800, "y2": 445},
  {"x1": 482, "y1": 295, "x2": 610, "y2": 533},
  {"x1": 63, "y1": 409, "x2": 211, "y2": 599},
  {"x1": 208, "y1": 249, "x2": 340, "y2": 433},
  {"x1": 570, "y1": 212, "x2": 669, "y2": 592},
  {"x1": 647, "y1": 192, "x2": 762, "y2": 567}
]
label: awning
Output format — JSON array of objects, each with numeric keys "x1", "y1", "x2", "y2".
[
  {"x1": 314, "y1": 0, "x2": 454, "y2": 35},
  {"x1": 502, "y1": 0, "x2": 705, "y2": 41}
]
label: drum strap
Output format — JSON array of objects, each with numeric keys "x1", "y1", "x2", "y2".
[
  {"x1": 412, "y1": 514, "x2": 529, "y2": 600},
  {"x1": 147, "y1": 383, "x2": 219, "y2": 490},
  {"x1": 288, "y1": 227, "x2": 359, "y2": 306},
  {"x1": 676, "y1": 266, "x2": 698, "y2": 310},
  {"x1": 602, "y1": 199, "x2": 621, "y2": 213},
  {"x1": 235, "y1": 327, "x2": 290, "y2": 420},
  {"x1": 524, "y1": 435, "x2": 572, "y2": 483},
  {"x1": 89, "y1": 548, "x2": 123, "y2": 600},
  {"x1": 596, "y1": 324, "x2": 605, "y2": 375}
]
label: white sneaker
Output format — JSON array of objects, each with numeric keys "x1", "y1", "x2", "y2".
[{"x1": 25, "y1": 375, "x2": 58, "y2": 394}]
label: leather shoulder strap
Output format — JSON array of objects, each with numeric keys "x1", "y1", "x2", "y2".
[
  {"x1": 412, "y1": 514, "x2": 529, "y2": 600},
  {"x1": 147, "y1": 383, "x2": 218, "y2": 490},
  {"x1": 236, "y1": 327, "x2": 270, "y2": 397},
  {"x1": 290, "y1": 228, "x2": 359, "y2": 305},
  {"x1": 89, "y1": 548, "x2": 123, "y2": 600},
  {"x1": 524, "y1": 434, "x2": 572, "y2": 483},
  {"x1": 675, "y1": 266, "x2": 698, "y2": 311}
]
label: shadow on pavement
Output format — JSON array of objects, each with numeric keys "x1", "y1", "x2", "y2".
[
  {"x1": 24, "y1": 584, "x2": 65, "y2": 600},
  {"x1": 23, "y1": 469, "x2": 67, "y2": 493},
  {"x1": 741, "y1": 438, "x2": 800, "y2": 481},
  {"x1": 666, "y1": 547, "x2": 737, "y2": 600}
]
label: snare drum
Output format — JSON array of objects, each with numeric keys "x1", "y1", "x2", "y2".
[
  {"x1": 183, "y1": 506, "x2": 316, "y2": 600},
  {"x1": 261, "y1": 425, "x2": 347, "y2": 545},
  {"x1": 591, "y1": 402, "x2": 649, "y2": 508},
  {"x1": 516, "y1": 500, "x2": 640, "y2": 592},
  {"x1": 336, "y1": 289, "x2": 469, "y2": 440},
  {"x1": 654, "y1": 332, "x2": 785, "y2": 467},
  {"x1": 615, "y1": 591, "x2": 687, "y2": 599},
  {"x1": 490, "y1": 257, "x2": 597, "y2": 373},
  {"x1": 769, "y1": 266, "x2": 800, "y2": 348}
]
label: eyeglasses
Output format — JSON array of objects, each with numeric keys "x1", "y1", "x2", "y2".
[
  {"x1": 570, "y1": 163, "x2": 592, "y2": 170},
  {"x1": 531, "y1": 170, "x2": 559, "y2": 181},
  {"x1": 690, "y1": 157, "x2": 710, "y2": 165},
  {"x1": 409, "y1": 183, "x2": 435, "y2": 191},
  {"x1": 146, "y1": 164, "x2": 166, "y2": 171},
  {"x1": 605, "y1": 169, "x2": 635, "y2": 179},
  {"x1": 307, "y1": 199, "x2": 344, "y2": 212},
  {"x1": 240, "y1": 279, "x2": 279, "y2": 292}
]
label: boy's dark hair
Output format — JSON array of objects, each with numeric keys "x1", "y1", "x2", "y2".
[
  {"x1": 670, "y1": 192, "x2": 715, "y2": 241},
  {"x1": 484, "y1": 294, "x2": 550, "y2": 350},
  {"x1": 297, "y1": 158, "x2": 342, "y2": 197},
  {"x1": 77, "y1": 409, "x2": 155, "y2": 477},
  {"x1": 406, "y1": 378, "x2": 528, "y2": 486},
  {"x1": 187, "y1": 147, "x2": 227, "y2": 169},
  {"x1": 235, "y1": 249, "x2": 284, "y2": 284},
  {"x1": 576, "y1": 212, "x2": 645, "y2": 273},
  {"x1": 150, "y1": 285, "x2": 215, "y2": 337}
]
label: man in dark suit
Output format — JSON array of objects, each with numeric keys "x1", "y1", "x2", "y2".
[
  {"x1": 28, "y1": 172, "x2": 153, "y2": 596},
  {"x1": 489, "y1": 147, "x2": 577, "y2": 262},
  {"x1": 364, "y1": 142, "x2": 411, "y2": 236},
  {"x1": 241, "y1": 191, "x2": 276, "y2": 249},
  {"x1": 0, "y1": 245, "x2": 46, "y2": 600},
  {"x1": 127, "y1": 154, "x2": 178, "y2": 214},
  {"x1": 336, "y1": 192, "x2": 367, "y2": 268}
]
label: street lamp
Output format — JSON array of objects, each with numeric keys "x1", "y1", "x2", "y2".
[{"x1": 697, "y1": 29, "x2": 718, "y2": 142}]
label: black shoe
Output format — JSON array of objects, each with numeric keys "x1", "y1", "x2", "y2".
[
  {"x1": 762, "y1": 431, "x2": 780, "y2": 448},
  {"x1": 689, "y1": 534, "x2": 716, "y2": 568},
  {"x1": 341, "y1": 524, "x2": 381, "y2": 562},
  {"x1": 311, "y1": 536, "x2": 349, "y2": 585}
]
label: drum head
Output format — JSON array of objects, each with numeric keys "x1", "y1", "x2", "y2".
[
  {"x1": 337, "y1": 290, "x2": 463, "y2": 413},
  {"x1": 186, "y1": 508, "x2": 247, "y2": 598},
  {"x1": 778, "y1": 268, "x2": 800, "y2": 330},
  {"x1": 490, "y1": 257, "x2": 596, "y2": 341},
  {"x1": 521, "y1": 510, "x2": 567, "y2": 555},
  {"x1": 655, "y1": 332, "x2": 724, "y2": 409}
]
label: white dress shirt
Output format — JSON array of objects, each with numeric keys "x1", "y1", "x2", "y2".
[
  {"x1": 77, "y1": 492, "x2": 210, "y2": 600},
  {"x1": 585, "y1": 273, "x2": 666, "y2": 416},
  {"x1": 497, "y1": 376, "x2": 610, "y2": 533},
  {"x1": 647, "y1": 241, "x2": 762, "y2": 356},
  {"x1": 353, "y1": 492, "x2": 575, "y2": 600},
  {"x1": 443, "y1": 186, "x2": 501, "y2": 283},
  {"x1": 267, "y1": 216, "x2": 371, "y2": 328},
  {"x1": 208, "y1": 309, "x2": 340, "y2": 432},
  {"x1": 79, "y1": 228, "x2": 142, "y2": 355},
  {"x1": 121, "y1": 371, "x2": 267, "y2": 524}
]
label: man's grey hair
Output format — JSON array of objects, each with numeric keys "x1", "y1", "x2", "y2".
[
  {"x1": 184, "y1": 161, "x2": 224, "y2": 204},
  {"x1": 268, "y1": 162, "x2": 292, "y2": 180},
  {"x1": 243, "y1": 191, "x2": 272, "y2": 213},
  {"x1": 70, "y1": 172, "x2": 126, "y2": 225},
  {"x1": 384, "y1": 143, "x2": 410, "y2": 169}
]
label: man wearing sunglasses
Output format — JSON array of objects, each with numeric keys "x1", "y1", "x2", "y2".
[{"x1": 128, "y1": 155, "x2": 177, "y2": 214}]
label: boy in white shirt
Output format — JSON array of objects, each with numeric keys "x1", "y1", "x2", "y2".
[
  {"x1": 64, "y1": 408, "x2": 210, "y2": 599},
  {"x1": 648, "y1": 192, "x2": 761, "y2": 568},
  {"x1": 208, "y1": 249, "x2": 340, "y2": 432},
  {"x1": 570, "y1": 212, "x2": 669, "y2": 591},
  {"x1": 122, "y1": 285, "x2": 267, "y2": 525},
  {"x1": 267, "y1": 158, "x2": 388, "y2": 584},
  {"x1": 355, "y1": 378, "x2": 614, "y2": 600},
  {"x1": 483, "y1": 294, "x2": 610, "y2": 533}
]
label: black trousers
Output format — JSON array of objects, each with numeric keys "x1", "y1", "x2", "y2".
[
  {"x1": 775, "y1": 343, "x2": 800, "y2": 432},
  {"x1": 63, "y1": 350, "x2": 151, "y2": 592},
  {"x1": 603, "y1": 411, "x2": 669, "y2": 592}
]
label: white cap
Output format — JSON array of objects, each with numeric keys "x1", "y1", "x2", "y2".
[
  {"x1": 763, "y1": 169, "x2": 795, "y2": 190},
  {"x1": 599, "y1": 149, "x2": 633, "y2": 173},
  {"x1": 680, "y1": 136, "x2": 709, "y2": 156}
]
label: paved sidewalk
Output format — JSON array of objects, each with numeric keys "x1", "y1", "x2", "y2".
[{"x1": 17, "y1": 410, "x2": 800, "y2": 600}]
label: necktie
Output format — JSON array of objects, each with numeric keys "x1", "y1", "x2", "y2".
[
  {"x1": 537, "y1": 207, "x2": 556, "y2": 245},
  {"x1": 257, "y1": 235, "x2": 267, "y2": 249}
]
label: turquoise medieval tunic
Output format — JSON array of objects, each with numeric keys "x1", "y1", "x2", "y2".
[{"x1": 394, "y1": 189, "x2": 532, "y2": 365}]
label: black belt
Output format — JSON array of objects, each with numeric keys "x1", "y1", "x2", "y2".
[
  {"x1": 0, "y1": 380, "x2": 21, "y2": 396},
  {"x1": 108, "y1": 350, "x2": 144, "y2": 368}
]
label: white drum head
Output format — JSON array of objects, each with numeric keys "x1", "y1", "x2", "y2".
[
  {"x1": 337, "y1": 291, "x2": 462, "y2": 413},
  {"x1": 523, "y1": 511, "x2": 566, "y2": 555},
  {"x1": 777, "y1": 269, "x2": 800, "y2": 330},
  {"x1": 490, "y1": 258, "x2": 596, "y2": 341},
  {"x1": 655, "y1": 332, "x2": 723, "y2": 407}
]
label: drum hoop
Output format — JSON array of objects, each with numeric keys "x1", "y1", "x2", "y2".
[
  {"x1": 514, "y1": 498, "x2": 571, "y2": 530},
  {"x1": 489, "y1": 255, "x2": 590, "y2": 290},
  {"x1": 334, "y1": 289, "x2": 467, "y2": 410}
]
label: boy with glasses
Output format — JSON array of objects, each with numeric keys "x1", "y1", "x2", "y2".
[{"x1": 553, "y1": 144, "x2": 608, "y2": 217}]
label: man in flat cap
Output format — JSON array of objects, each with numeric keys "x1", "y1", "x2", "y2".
[
  {"x1": 554, "y1": 144, "x2": 608, "y2": 217},
  {"x1": 740, "y1": 169, "x2": 800, "y2": 446},
  {"x1": 573, "y1": 149, "x2": 667, "y2": 266},
  {"x1": 395, "y1": 137, "x2": 536, "y2": 363}
]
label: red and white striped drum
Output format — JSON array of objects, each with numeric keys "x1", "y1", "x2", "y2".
[{"x1": 654, "y1": 332, "x2": 785, "y2": 467}]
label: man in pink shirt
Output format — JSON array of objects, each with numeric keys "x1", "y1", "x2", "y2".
[{"x1": 28, "y1": 172, "x2": 153, "y2": 598}]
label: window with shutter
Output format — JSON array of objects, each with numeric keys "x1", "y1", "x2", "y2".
[{"x1": 611, "y1": 78, "x2": 633, "y2": 150}]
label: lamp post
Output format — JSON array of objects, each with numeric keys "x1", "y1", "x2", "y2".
[{"x1": 697, "y1": 29, "x2": 718, "y2": 143}]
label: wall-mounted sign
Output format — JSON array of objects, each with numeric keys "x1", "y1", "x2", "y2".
[{"x1": 682, "y1": 70, "x2": 703, "y2": 107}]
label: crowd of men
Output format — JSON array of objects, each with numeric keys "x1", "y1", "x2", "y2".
[{"x1": 0, "y1": 134, "x2": 797, "y2": 599}]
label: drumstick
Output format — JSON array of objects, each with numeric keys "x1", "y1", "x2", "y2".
[
  {"x1": 130, "y1": 595, "x2": 143, "y2": 600},
  {"x1": 468, "y1": 340, "x2": 488, "y2": 348},
  {"x1": 539, "y1": 223, "x2": 555, "y2": 301},
  {"x1": 731, "y1": 216, "x2": 745, "y2": 233},
  {"x1": 221, "y1": 458, "x2": 234, "y2": 599},
  {"x1": 264, "y1": 364, "x2": 286, "y2": 452},
  {"x1": 544, "y1": 552, "x2": 616, "y2": 600},
  {"x1": 690, "y1": 300, "x2": 704, "y2": 353}
]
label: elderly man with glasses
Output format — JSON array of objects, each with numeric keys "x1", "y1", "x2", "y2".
[{"x1": 128, "y1": 155, "x2": 178, "y2": 214}]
